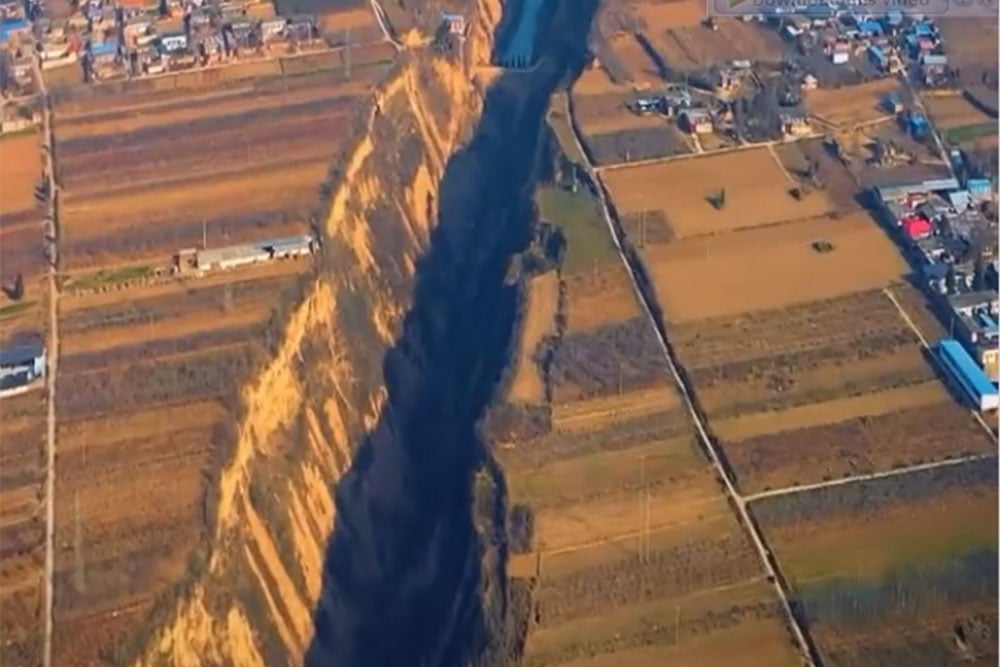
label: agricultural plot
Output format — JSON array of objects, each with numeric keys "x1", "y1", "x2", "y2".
[
  {"x1": 0, "y1": 391, "x2": 47, "y2": 667},
  {"x1": 603, "y1": 147, "x2": 834, "y2": 239},
  {"x1": 54, "y1": 67, "x2": 387, "y2": 271},
  {"x1": 47, "y1": 58, "x2": 385, "y2": 666},
  {"x1": 638, "y1": 211, "x2": 908, "y2": 322},
  {"x1": 641, "y1": 16, "x2": 785, "y2": 72},
  {"x1": 752, "y1": 458, "x2": 998, "y2": 666},
  {"x1": 503, "y1": 398, "x2": 801, "y2": 667},
  {"x1": 0, "y1": 131, "x2": 47, "y2": 290},
  {"x1": 669, "y1": 289, "x2": 939, "y2": 421},
  {"x1": 937, "y1": 18, "x2": 998, "y2": 114},
  {"x1": 804, "y1": 79, "x2": 900, "y2": 129},
  {"x1": 923, "y1": 93, "x2": 995, "y2": 131}
]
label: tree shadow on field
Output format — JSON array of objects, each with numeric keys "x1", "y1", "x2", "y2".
[{"x1": 302, "y1": 4, "x2": 596, "y2": 667}]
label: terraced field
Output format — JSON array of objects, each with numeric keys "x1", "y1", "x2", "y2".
[{"x1": 48, "y1": 53, "x2": 387, "y2": 667}]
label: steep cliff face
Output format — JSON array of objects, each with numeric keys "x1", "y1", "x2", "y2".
[
  {"x1": 128, "y1": 0, "x2": 598, "y2": 663},
  {"x1": 128, "y1": 6, "x2": 502, "y2": 665}
]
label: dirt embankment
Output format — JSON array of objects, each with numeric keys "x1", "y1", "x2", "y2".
[{"x1": 123, "y1": 4, "x2": 498, "y2": 666}]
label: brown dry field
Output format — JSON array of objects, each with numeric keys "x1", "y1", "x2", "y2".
[
  {"x1": 52, "y1": 400, "x2": 223, "y2": 667},
  {"x1": 774, "y1": 138, "x2": 862, "y2": 213},
  {"x1": 637, "y1": 0, "x2": 704, "y2": 29},
  {"x1": 698, "y1": 344, "x2": 935, "y2": 420},
  {"x1": 712, "y1": 381, "x2": 948, "y2": 442},
  {"x1": 0, "y1": 391, "x2": 46, "y2": 667},
  {"x1": 922, "y1": 93, "x2": 994, "y2": 129},
  {"x1": 804, "y1": 79, "x2": 900, "y2": 128},
  {"x1": 61, "y1": 160, "x2": 323, "y2": 250},
  {"x1": 938, "y1": 17, "x2": 998, "y2": 108},
  {"x1": 641, "y1": 212, "x2": 907, "y2": 323},
  {"x1": 0, "y1": 131, "x2": 41, "y2": 216},
  {"x1": 670, "y1": 288, "x2": 916, "y2": 369},
  {"x1": 564, "y1": 262, "x2": 642, "y2": 333},
  {"x1": 607, "y1": 33, "x2": 661, "y2": 87},
  {"x1": 55, "y1": 77, "x2": 375, "y2": 139},
  {"x1": 574, "y1": 64, "x2": 622, "y2": 96},
  {"x1": 319, "y1": 6, "x2": 377, "y2": 32},
  {"x1": 603, "y1": 147, "x2": 834, "y2": 239},
  {"x1": 645, "y1": 19, "x2": 785, "y2": 71},
  {"x1": 723, "y1": 398, "x2": 993, "y2": 495},
  {"x1": 509, "y1": 272, "x2": 560, "y2": 404},
  {"x1": 574, "y1": 91, "x2": 666, "y2": 135},
  {"x1": 552, "y1": 386, "x2": 679, "y2": 429}
]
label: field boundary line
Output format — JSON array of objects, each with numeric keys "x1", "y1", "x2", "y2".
[
  {"x1": 745, "y1": 453, "x2": 998, "y2": 503},
  {"x1": 594, "y1": 134, "x2": 825, "y2": 173},
  {"x1": 563, "y1": 91, "x2": 821, "y2": 667},
  {"x1": 883, "y1": 286, "x2": 995, "y2": 437},
  {"x1": 36, "y1": 39, "x2": 60, "y2": 667}
]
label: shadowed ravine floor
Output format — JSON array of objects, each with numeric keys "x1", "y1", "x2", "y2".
[{"x1": 303, "y1": 3, "x2": 597, "y2": 667}]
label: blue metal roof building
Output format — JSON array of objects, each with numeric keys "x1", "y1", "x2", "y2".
[
  {"x1": 0, "y1": 18, "x2": 28, "y2": 42},
  {"x1": 937, "y1": 338, "x2": 998, "y2": 411}
]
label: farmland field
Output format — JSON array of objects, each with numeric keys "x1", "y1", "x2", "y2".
[
  {"x1": 500, "y1": 152, "x2": 801, "y2": 665},
  {"x1": 55, "y1": 64, "x2": 389, "y2": 271},
  {"x1": 47, "y1": 57, "x2": 384, "y2": 666},
  {"x1": 640, "y1": 14, "x2": 785, "y2": 72},
  {"x1": 0, "y1": 391, "x2": 47, "y2": 667},
  {"x1": 804, "y1": 79, "x2": 900, "y2": 129},
  {"x1": 751, "y1": 458, "x2": 998, "y2": 666},
  {"x1": 937, "y1": 18, "x2": 998, "y2": 115},
  {"x1": 638, "y1": 212, "x2": 908, "y2": 322},
  {"x1": 923, "y1": 93, "x2": 995, "y2": 130},
  {"x1": 602, "y1": 147, "x2": 834, "y2": 238}
]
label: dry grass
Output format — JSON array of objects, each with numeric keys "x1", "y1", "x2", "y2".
[
  {"x1": 608, "y1": 33, "x2": 661, "y2": 86},
  {"x1": 564, "y1": 262, "x2": 642, "y2": 333},
  {"x1": 804, "y1": 79, "x2": 901, "y2": 128},
  {"x1": 509, "y1": 272, "x2": 560, "y2": 404},
  {"x1": 0, "y1": 131, "x2": 41, "y2": 215},
  {"x1": 712, "y1": 381, "x2": 948, "y2": 441},
  {"x1": 574, "y1": 92, "x2": 666, "y2": 135},
  {"x1": 552, "y1": 385, "x2": 679, "y2": 430},
  {"x1": 574, "y1": 64, "x2": 623, "y2": 96},
  {"x1": 319, "y1": 6, "x2": 376, "y2": 32},
  {"x1": 922, "y1": 93, "x2": 994, "y2": 130},
  {"x1": 62, "y1": 160, "x2": 326, "y2": 238},
  {"x1": 637, "y1": 0, "x2": 705, "y2": 29},
  {"x1": 641, "y1": 212, "x2": 907, "y2": 323},
  {"x1": 646, "y1": 19, "x2": 785, "y2": 71},
  {"x1": 603, "y1": 147, "x2": 834, "y2": 239}
]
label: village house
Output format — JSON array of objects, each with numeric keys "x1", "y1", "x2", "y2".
[
  {"x1": 780, "y1": 113, "x2": 811, "y2": 139},
  {"x1": 159, "y1": 29, "x2": 189, "y2": 53},
  {"x1": 260, "y1": 17, "x2": 286, "y2": 42},
  {"x1": 679, "y1": 108, "x2": 712, "y2": 135},
  {"x1": 285, "y1": 15, "x2": 315, "y2": 42},
  {"x1": 0, "y1": 344, "x2": 46, "y2": 397}
]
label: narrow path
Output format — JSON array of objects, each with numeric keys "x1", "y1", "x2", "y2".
[
  {"x1": 595, "y1": 134, "x2": 823, "y2": 173},
  {"x1": 883, "y1": 286, "x2": 995, "y2": 437},
  {"x1": 562, "y1": 93, "x2": 820, "y2": 667},
  {"x1": 368, "y1": 0, "x2": 403, "y2": 50},
  {"x1": 745, "y1": 453, "x2": 998, "y2": 503},
  {"x1": 34, "y1": 46, "x2": 60, "y2": 667}
]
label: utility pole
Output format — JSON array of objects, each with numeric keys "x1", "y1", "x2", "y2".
[
  {"x1": 73, "y1": 490, "x2": 84, "y2": 593},
  {"x1": 344, "y1": 27, "x2": 351, "y2": 80},
  {"x1": 639, "y1": 455, "x2": 646, "y2": 563},
  {"x1": 202, "y1": 218, "x2": 207, "y2": 250}
]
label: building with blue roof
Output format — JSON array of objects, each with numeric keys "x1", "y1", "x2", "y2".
[
  {"x1": 0, "y1": 17, "x2": 29, "y2": 43},
  {"x1": 937, "y1": 339, "x2": 998, "y2": 410},
  {"x1": 967, "y1": 178, "x2": 992, "y2": 199}
]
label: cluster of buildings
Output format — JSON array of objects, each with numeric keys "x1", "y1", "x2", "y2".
[
  {"x1": 876, "y1": 176, "x2": 999, "y2": 408},
  {"x1": 4, "y1": 0, "x2": 326, "y2": 87},
  {"x1": 0, "y1": 0, "x2": 36, "y2": 95}
]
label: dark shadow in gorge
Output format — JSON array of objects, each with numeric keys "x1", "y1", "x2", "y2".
[{"x1": 303, "y1": 3, "x2": 597, "y2": 667}]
